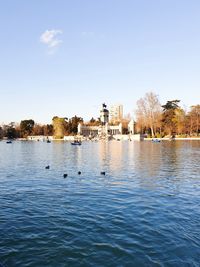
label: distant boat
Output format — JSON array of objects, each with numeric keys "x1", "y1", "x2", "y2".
[
  {"x1": 47, "y1": 140, "x2": 51, "y2": 143},
  {"x1": 152, "y1": 139, "x2": 161, "y2": 143},
  {"x1": 71, "y1": 140, "x2": 82, "y2": 146},
  {"x1": 6, "y1": 140, "x2": 12, "y2": 144}
]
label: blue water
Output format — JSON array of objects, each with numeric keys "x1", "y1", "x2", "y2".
[{"x1": 0, "y1": 140, "x2": 200, "y2": 267}]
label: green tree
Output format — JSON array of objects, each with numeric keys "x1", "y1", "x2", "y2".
[
  {"x1": 0, "y1": 126, "x2": 3, "y2": 139},
  {"x1": 20, "y1": 119, "x2": 35, "y2": 138},
  {"x1": 162, "y1": 100, "x2": 180, "y2": 110},
  {"x1": 4, "y1": 122, "x2": 18, "y2": 139},
  {"x1": 52, "y1": 117, "x2": 68, "y2": 139},
  {"x1": 161, "y1": 100, "x2": 180, "y2": 136},
  {"x1": 87, "y1": 117, "x2": 101, "y2": 126},
  {"x1": 43, "y1": 124, "x2": 53, "y2": 136},
  {"x1": 66, "y1": 116, "x2": 83, "y2": 135}
]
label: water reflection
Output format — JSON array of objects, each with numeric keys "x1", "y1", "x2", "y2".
[
  {"x1": 0, "y1": 140, "x2": 200, "y2": 267},
  {"x1": 108, "y1": 141, "x2": 123, "y2": 173}
]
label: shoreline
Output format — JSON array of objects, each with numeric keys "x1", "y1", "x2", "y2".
[
  {"x1": 144, "y1": 137, "x2": 200, "y2": 141},
  {"x1": 1, "y1": 137, "x2": 200, "y2": 142}
]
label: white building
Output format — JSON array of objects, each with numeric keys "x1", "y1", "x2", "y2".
[
  {"x1": 128, "y1": 120, "x2": 134, "y2": 135},
  {"x1": 78, "y1": 103, "x2": 123, "y2": 138},
  {"x1": 78, "y1": 123, "x2": 123, "y2": 138},
  {"x1": 109, "y1": 104, "x2": 123, "y2": 122}
]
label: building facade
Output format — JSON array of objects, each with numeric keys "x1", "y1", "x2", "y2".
[
  {"x1": 109, "y1": 104, "x2": 123, "y2": 122},
  {"x1": 78, "y1": 123, "x2": 123, "y2": 138},
  {"x1": 78, "y1": 103, "x2": 123, "y2": 138}
]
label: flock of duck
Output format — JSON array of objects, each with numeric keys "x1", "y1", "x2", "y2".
[{"x1": 45, "y1": 165, "x2": 106, "y2": 177}]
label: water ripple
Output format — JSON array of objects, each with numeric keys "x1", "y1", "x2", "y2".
[{"x1": 0, "y1": 141, "x2": 200, "y2": 266}]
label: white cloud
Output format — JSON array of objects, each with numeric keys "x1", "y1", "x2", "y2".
[{"x1": 40, "y1": 29, "x2": 63, "y2": 53}]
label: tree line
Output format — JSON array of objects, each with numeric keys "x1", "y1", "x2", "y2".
[
  {"x1": 135, "y1": 92, "x2": 200, "y2": 137},
  {"x1": 52, "y1": 116, "x2": 83, "y2": 139},
  {"x1": 0, "y1": 93, "x2": 199, "y2": 139},
  {"x1": 0, "y1": 120, "x2": 53, "y2": 139},
  {"x1": 0, "y1": 116, "x2": 83, "y2": 139}
]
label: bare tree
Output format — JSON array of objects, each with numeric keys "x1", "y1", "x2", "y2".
[{"x1": 135, "y1": 92, "x2": 162, "y2": 137}]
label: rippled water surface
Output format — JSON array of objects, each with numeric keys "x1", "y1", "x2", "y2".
[{"x1": 0, "y1": 140, "x2": 200, "y2": 267}]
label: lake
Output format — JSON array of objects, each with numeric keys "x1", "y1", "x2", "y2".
[{"x1": 0, "y1": 140, "x2": 200, "y2": 267}]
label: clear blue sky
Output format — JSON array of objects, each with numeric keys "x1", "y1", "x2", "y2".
[{"x1": 0, "y1": 0, "x2": 200, "y2": 124}]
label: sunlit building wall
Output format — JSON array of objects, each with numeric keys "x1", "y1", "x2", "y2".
[{"x1": 109, "y1": 104, "x2": 123, "y2": 122}]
